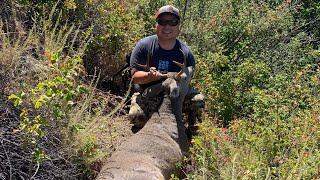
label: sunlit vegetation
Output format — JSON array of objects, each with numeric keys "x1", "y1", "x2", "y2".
[{"x1": 0, "y1": 0, "x2": 319, "y2": 179}]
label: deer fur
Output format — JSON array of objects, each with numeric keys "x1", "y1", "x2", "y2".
[{"x1": 96, "y1": 52, "x2": 194, "y2": 180}]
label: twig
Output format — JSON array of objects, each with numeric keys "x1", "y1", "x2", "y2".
[
  {"x1": 280, "y1": 16, "x2": 320, "y2": 42},
  {"x1": 30, "y1": 163, "x2": 39, "y2": 180},
  {"x1": 1, "y1": 139, "x2": 12, "y2": 180},
  {"x1": 0, "y1": 32, "x2": 27, "y2": 35}
]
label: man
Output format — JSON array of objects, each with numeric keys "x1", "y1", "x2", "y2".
[
  {"x1": 129, "y1": 5, "x2": 204, "y2": 133},
  {"x1": 130, "y1": 5, "x2": 195, "y2": 92}
]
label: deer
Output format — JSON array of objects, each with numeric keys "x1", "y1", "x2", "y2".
[{"x1": 95, "y1": 49, "x2": 194, "y2": 180}]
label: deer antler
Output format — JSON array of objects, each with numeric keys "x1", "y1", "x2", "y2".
[{"x1": 172, "y1": 49, "x2": 187, "y2": 80}]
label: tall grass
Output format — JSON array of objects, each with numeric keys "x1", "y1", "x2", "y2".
[{"x1": 2, "y1": 2, "x2": 136, "y2": 177}]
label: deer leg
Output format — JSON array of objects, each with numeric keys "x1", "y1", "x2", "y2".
[
  {"x1": 129, "y1": 92, "x2": 164, "y2": 133},
  {"x1": 129, "y1": 92, "x2": 149, "y2": 131}
]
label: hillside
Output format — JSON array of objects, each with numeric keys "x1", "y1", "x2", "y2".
[{"x1": 0, "y1": 0, "x2": 319, "y2": 179}]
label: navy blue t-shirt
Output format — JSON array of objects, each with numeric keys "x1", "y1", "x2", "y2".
[{"x1": 130, "y1": 35, "x2": 195, "y2": 92}]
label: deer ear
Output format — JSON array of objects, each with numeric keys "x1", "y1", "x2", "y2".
[{"x1": 188, "y1": 66, "x2": 194, "y2": 76}]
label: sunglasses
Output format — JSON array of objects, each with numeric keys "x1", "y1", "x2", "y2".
[{"x1": 157, "y1": 19, "x2": 180, "y2": 26}]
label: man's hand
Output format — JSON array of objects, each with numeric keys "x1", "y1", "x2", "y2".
[
  {"x1": 132, "y1": 67, "x2": 163, "y2": 84},
  {"x1": 148, "y1": 67, "x2": 162, "y2": 81}
]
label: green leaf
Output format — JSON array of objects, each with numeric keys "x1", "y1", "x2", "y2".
[
  {"x1": 14, "y1": 99, "x2": 23, "y2": 107},
  {"x1": 8, "y1": 94, "x2": 23, "y2": 107},
  {"x1": 75, "y1": 57, "x2": 83, "y2": 63},
  {"x1": 77, "y1": 85, "x2": 89, "y2": 93},
  {"x1": 34, "y1": 101, "x2": 43, "y2": 109},
  {"x1": 37, "y1": 82, "x2": 45, "y2": 91},
  {"x1": 13, "y1": 129, "x2": 20, "y2": 133},
  {"x1": 20, "y1": 109, "x2": 28, "y2": 117},
  {"x1": 46, "y1": 88, "x2": 54, "y2": 97},
  {"x1": 56, "y1": 75, "x2": 64, "y2": 82},
  {"x1": 67, "y1": 81, "x2": 74, "y2": 87},
  {"x1": 33, "y1": 147, "x2": 47, "y2": 164},
  {"x1": 30, "y1": 138, "x2": 36, "y2": 144},
  {"x1": 20, "y1": 117, "x2": 30, "y2": 130},
  {"x1": 19, "y1": 91, "x2": 25, "y2": 97},
  {"x1": 8, "y1": 94, "x2": 18, "y2": 100}
]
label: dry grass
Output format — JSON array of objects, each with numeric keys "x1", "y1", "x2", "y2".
[{"x1": 0, "y1": 3, "x2": 134, "y2": 179}]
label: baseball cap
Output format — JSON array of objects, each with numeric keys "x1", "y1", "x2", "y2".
[{"x1": 155, "y1": 5, "x2": 180, "y2": 20}]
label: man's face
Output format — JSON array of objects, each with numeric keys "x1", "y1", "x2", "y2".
[{"x1": 155, "y1": 14, "x2": 180, "y2": 41}]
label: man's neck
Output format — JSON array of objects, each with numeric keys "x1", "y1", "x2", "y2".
[{"x1": 158, "y1": 38, "x2": 176, "y2": 50}]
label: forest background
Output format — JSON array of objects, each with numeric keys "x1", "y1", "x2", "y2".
[{"x1": 0, "y1": 0, "x2": 319, "y2": 179}]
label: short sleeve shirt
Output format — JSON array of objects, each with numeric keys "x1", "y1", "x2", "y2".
[{"x1": 130, "y1": 35, "x2": 195, "y2": 90}]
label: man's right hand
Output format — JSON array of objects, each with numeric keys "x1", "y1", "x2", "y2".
[
  {"x1": 132, "y1": 67, "x2": 162, "y2": 84},
  {"x1": 148, "y1": 67, "x2": 162, "y2": 81}
]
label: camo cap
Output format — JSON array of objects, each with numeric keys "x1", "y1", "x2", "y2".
[{"x1": 155, "y1": 5, "x2": 180, "y2": 20}]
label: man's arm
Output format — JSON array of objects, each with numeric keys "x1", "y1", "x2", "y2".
[
  {"x1": 130, "y1": 38, "x2": 162, "y2": 84},
  {"x1": 131, "y1": 68, "x2": 162, "y2": 84}
]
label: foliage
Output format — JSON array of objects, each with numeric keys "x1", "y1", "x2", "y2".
[
  {"x1": 87, "y1": 1, "x2": 143, "y2": 54},
  {"x1": 188, "y1": 105, "x2": 320, "y2": 179},
  {"x1": 188, "y1": 64, "x2": 320, "y2": 177},
  {"x1": 2, "y1": 3, "x2": 92, "y2": 170},
  {"x1": 8, "y1": 50, "x2": 89, "y2": 163},
  {"x1": 182, "y1": 0, "x2": 320, "y2": 179},
  {"x1": 2, "y1": 0, "x2": 320, "y2": 179},
  {"x1": 292, "y1": 0, "x2": 320, "y2": 42},
  {"x1": 3, "y1": 1, "x2": 133, "y2": 176},
  {"x1": 80, "y1": 0, "x2": 146, "y2": 82}
]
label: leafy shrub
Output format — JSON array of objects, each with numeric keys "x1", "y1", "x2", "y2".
[
  {"x1": 188, "y1": 87, "x2": 320, "y2": 179},
  {"x1": 83, "y1": 0, "x2": 146, "y2": 84},
  {"x1": 2, "y1": 3, "x2": 91, "y2": 166},
  {"x1": 9, "y1": 50, "x2": 89, "y2": 163},
  {"x1": 184, "y1": 0, "x2": 320, "y2": 179}
]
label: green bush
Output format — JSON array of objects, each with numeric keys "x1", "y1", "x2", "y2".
[
  {"x1": 3, "y1": 3, "x2": 92, "y2": 165},
  {"x1": 82, "y1": 0, "x2": 146, "y2": 82},
  {"x1": 185, "y1": 0, "x2": 320, "y2": 179}
]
